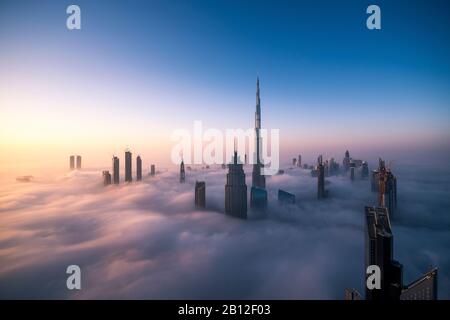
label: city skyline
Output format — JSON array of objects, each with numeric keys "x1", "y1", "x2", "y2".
[{"x1": 0, "y1": 0, "x2": 449, "y2": 301}]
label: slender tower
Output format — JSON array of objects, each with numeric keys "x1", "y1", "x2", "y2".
[
  {"x1": 180, "y1": 159, "x2": 185, "y2": 183},
  {"x1": 252, "y1": 77, "x2": 266, "y2": 189},
  {"x1": 317, "y1": 155, "x2": 325, "y2": 199},
  {"x1": 125, "y1": 150, "x2": 132, "y2": 182},
  {"x1": 136, "y1": 155, "x2": 142, "y2": 181},
  {"x1": 112, "y1": 156, "x2": 119, "y2": 184}
]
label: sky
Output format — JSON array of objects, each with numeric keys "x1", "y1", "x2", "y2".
[{"x1": 1, "y1": 0, "x2": 450, "y2": 172}]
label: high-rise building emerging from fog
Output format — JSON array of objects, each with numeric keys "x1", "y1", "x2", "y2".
[
  {"x1": 225, "y1": 151, "x2": 247, "y2": 219},
  {"x1": 150, "y1": 164, "x2": 156, "y2": 176},
  {"x1": 136, "y1": 155, "x2": 142, "y2": 181},
  {"x1": 102, "y1": 170, "x2": 111, "y2": 186},
  {"x1": 250, "y1": 187, "x2": 267, "y2": 209},
  {"x1": 195, "y1": 181, "x2": 206, "y2": 209},
  {"x1": 252, "y1": 78, "x2": 266, "y2": 189},
  {"x1": 180, "y1": 159, "x2": 185, "y2": 183},
  {"x1": 125, "y1": 150, "x2": 132, "y2": 182},
  {"x1": 278, "y1": 189, "x2": 295, "y2": 204},
  {"x1": 76, "y1": 155, "x2": 82, "y2": 169},
  {"x1": 317, "y1": 155, "x2": 326, "y2": 199},
  {"x1": 298, "y1": 155, "x2": 302, "y2": 167},
  {"x1": 377, "y1": 158, "x2": 397, "y2": 219},
  {"x1": 365, "y1": 206, "x2": 403, "y2": 300},
  {"x1": 343, "y1": 150, "x2": 350, "y2": 172},
  {"x1": 69, "y1": 155, "x2": 75, "y2": 170},
  {"x1": 112, "y1": 156, "x2": 119, "y2": 184},
  {"x1": 361, "y1": 161, "x2": 369, "y2": 179},
  {"x1": 364, "y1": 206, "x2": 438, "y2": 300}
]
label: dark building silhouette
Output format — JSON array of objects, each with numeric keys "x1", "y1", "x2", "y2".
[
  {"x1": 317, "y1": 155, "x2": 326, "y2": 199},
  {"x1": 69, "y1": 155, "x2": 75, "y2": 170},
  {"x1": 150, "y1": 164, "x2": 155, "y2": 176},
  {"x1": 252, "y1": 77, "x2": 266, "y2": 189},
  {"x1": 225, "y1": 151, "x2": 247, "y2": 219},
  {"x1": 76, "y1": 155, "x2": 82, "y2": 169},
  {"x1": 278, "y1": 189, "x2": 295, "y2": 204},
  {"x1": 364, "y1": 206, "x2": 438, "y2": 300},
  {"x1": 292, "y1": 158, "x2": 297, "y2": 167},
  {"x1": 250, "y1": 186, "x2": 267, "y2": 209},
  {"x1": 401, "y1": 268, "x2": 438, "y2": 300},
  {"x1": 298, "y1": 155, "x2": 302, "y2": 167},
  {"x1": 136, "y1": 155, "x2": 142, "y2": 181},
  {"x1": 112, "y1": 156, "x2": 119, "y2": 184},
  {"x1": 350, "y1": 167, "x2": 355, "y2": 181},
  {"x1": 371, "y1": 169, "x2": 379, "y2": 192},
  {"x1": 195, "y1": 181, "x2": 206, "y2": 209},
  {"x1": 365, "y1": 206, "x2": 403, "y2": 300},
  {"x1": 180, "y1": 159, "x2": 185, "y2": 183},
  {"x1": 102, "y1": 170, "x2": 111, "y2": 186},
  {"x1": 377, "y1": 158, "x2": 397, "y2": 219},
  {"x1": 361, "y1": 161, "x2": 369, "y2": 179},
  {"x1": 125, "y1": 150, "x2": 132, "y2": 182},
  {"x1": 343, "y1": 150, "x2": 350, "y2": 172}
]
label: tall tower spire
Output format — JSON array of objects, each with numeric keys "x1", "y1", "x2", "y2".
[{"x1": 252, "y1": 77, "x2": 266, "y2": 189}]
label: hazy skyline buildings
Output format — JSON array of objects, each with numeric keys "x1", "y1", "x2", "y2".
[
  {"x1": 125, "y1": 150, "x2": 132, "y2": 183},
  {"x1": 180, "y1": 160, "x2": 185, "y2": 183},
  {"x1": 76, "y1": 155, "x2": 82, "y2": 170},
  {"x1": 195, "y1": 181, "x2": 206, "y2": 209},
  {"x1": 69, "y1": 155, "x2": 75, "y2": 170},
  {"x1": 113, "y1": 156, "x2": 120, "y2": 184},
  {"x1": 317, "y1": 156, "x2": 325, "y2": 199},
  {"x1": 102, "y1": 170, "x2": 111, "y2": 186},
  {"x1": 136, "y1": 155, "x2": 142, "y2": 181}
]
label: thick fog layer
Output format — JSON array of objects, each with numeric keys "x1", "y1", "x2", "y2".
[{"x1": 0, "y1": 164, "x2": 448, "y2": 299}]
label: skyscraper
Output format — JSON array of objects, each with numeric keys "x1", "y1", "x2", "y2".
[
  {"x1": 317, "y1": 155, "x2": 326, "y2": 199},
  {"x1": 225, "y1": 151, "x2": 247, "y2": 219},
  {"x1": 102, "y1": 170, "x2": 111, "y2": 186},
  {"x1": 350, "y1": 167, "x2": 355, "y2": 181},
  {"x1": 76, "y1": 155, "x2": 82, "y2": 169},
  {"x1": 195, "y1": 181, "x2": 206, "y2": 209},
  {"x1": 377, "y1": 158, "x2": 397, "y2": 219},
  {"x1": 298, "y1": 155, "x2": 302, "y2": 167},
  {"x1": 401, "y1": 268, "x2": 438, "y2": 300},
  {"x1": 292, "y1": 158, "x2": 297, "y2": 167},
  {"x1": 361, "y1": 161, "x2": 369, "y2": 179},
  {"x1": 364, "y1": 206, "x2": 403, "y2": 300},
  {"x1": 252, "y1": 77, "x2": 266, "y2": 189},
  {"x1": 150, "y1": 164, "x2": 155, "y2": 176},
  {"x1": 364, "y1": 206, "x2": 437, "y2": 300},
  {"x1": 112, "y1": 156, "x2": 119, "y2": 184},
  {"x1": 278, "y1": 189, "x2": 295, "y2": 205},
  {"x1": 125, "y1": 150, "x2": 132, "y2": 182},
  {"x1": 136, "y1": 155, "x2": 142, "y2": 181},
  {"x1": 69, "y1": 155, "x2": 75, "y2": 170},
  {"x1": 180, "y1": 159, "x2": 185, "y2": 183},
  {"x1": 343, "y1": 150, "x2": 350, "y2": 172},
  {"x1": 250, "y1": 186, "x2": 267, "y2": 209}
]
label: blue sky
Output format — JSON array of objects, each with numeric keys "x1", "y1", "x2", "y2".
[{"x1": 0, "y1": 0, "x2": 449, "y2": 167}]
